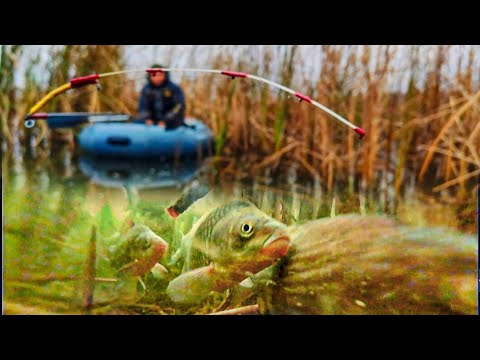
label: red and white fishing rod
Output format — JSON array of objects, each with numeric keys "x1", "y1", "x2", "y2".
[
  {"x1": 145, "y1": 68, "x2": 366, "y2": 139},
  {"x1": 25, "y1": 67, "x2": 366, "y2": 139}
]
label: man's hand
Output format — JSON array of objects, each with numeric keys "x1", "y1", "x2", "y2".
[
  {"x1": 146, "y1": 119, "x2": 154, "y2": 126},
  {"x1": 157, "y1": 121, "x2": 166, "y2": 127}
]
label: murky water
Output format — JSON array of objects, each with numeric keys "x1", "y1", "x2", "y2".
[{"x1": 2, "y1": 140, "x2": 477, "y2": 314}]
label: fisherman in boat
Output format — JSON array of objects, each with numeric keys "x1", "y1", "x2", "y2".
[{"x1": 136, "y1": 64, "x2": 187, "y2": 130}]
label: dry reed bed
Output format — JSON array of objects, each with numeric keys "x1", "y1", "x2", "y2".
[{"x1": 1, "y1": 45, "x2": 479, "y2": 202}]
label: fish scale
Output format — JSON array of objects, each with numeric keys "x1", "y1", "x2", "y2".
[{"x1": 257, "y1": 215, "x2": 477, "y2": 315}]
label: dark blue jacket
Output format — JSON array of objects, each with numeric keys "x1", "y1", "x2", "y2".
[{"x1": 137, "y1": 75, "x2": 186, "y2": 129}]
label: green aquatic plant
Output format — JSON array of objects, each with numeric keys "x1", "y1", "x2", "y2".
[{"x1": 3, "y1": 166, "x2": 477, "y2": 315}]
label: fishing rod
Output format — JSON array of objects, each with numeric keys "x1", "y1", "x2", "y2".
[{"x1": 24, "y1": 67, "x2": 366, "y2": 138}]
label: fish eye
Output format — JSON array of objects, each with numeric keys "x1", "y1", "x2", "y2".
[
  {"x1": 240, "y1": 222, "x2": 254, "y2": 237},
  {"x1": 137, "y1": 236, "x2": 151, "y2": 249}
]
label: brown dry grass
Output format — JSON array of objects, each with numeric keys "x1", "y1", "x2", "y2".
[{"x1": 2, "y1": 45, "x2": 479, "y2": 201}]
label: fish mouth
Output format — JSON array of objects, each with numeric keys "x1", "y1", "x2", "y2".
[{"x1": 260, "y1": 235, "x2": 291, "y2": 258}]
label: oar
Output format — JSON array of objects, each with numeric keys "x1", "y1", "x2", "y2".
[{"x1": 25, "y1": 112, "x2": 131, "y2": 129}]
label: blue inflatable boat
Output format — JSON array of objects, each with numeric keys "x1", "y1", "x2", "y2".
[
  {"x1": 43, "y1": 113, "x2": 215, "y2": 158},
  {"x1": 78, "y1": 118, "x2": 214, "y2": 158}
]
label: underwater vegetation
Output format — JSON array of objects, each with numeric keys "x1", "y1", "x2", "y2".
[{"x1": 3, "y1": 169, "x2": 477, "y2": 315}]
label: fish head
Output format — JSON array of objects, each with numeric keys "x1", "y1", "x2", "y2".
[
  {"x1": 198, "y1": 201, "x2": 291, "y2": 274},
  {"x1": 111, "y1": 224, "x2": 168, "y2": 276}
]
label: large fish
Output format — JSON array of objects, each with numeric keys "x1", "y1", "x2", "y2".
[
  {"x1": 247, "y1": 215, "x2": 477, "y2": 315},
  {"x1": 166, "y1": 196, "x2": 477, "y2": 314},
  {"x1": 166, "y1": 200, "x2": 291, "y2": 305}
]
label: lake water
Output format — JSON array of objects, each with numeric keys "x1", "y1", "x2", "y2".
[{"x1": 2, "y1": 142, "x2": 477, "y2": 314}]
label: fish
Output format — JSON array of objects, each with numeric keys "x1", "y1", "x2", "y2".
[
  {"x1": 110, "y1": 224, "x2": 168, "y2": 277},
  {"x1": 253, "y1": 215, "x2": 477, "y2": 315},
  {"x1": 166, "y1": 200, "x2": 291, "y2": 305}
]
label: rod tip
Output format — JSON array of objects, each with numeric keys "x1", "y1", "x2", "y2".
[
  {"x1": 354, "y1": 127, "x2": 366, "y2": 139},
  {"x1": 166, "y1": 206, "x2": 179, "y2": 219}
]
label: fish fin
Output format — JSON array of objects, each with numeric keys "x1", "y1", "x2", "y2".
[
  {"x1": 229, "y1": 265, "x2": 279, "y2": 307},
  {"x1": 137, "y1": 276, "x2": 147, "y2": 291},
  {"x1": 166, "y1": 264, "x2": 220, "y2": 305},
  {"x1": 168, "y1": 248, "x2": 183, "y2": 267},
  {"x1": 117, "y1": 259, "x2": 140, "y2": 274},
  {"x1": 151, "y1": 263, "x2": 169, "y2": 280}
]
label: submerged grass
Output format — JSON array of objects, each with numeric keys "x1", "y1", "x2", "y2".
[{"x1": 3, "y1": 163, "x2": 476, "y2": 315}]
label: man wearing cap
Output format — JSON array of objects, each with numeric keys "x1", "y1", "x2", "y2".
[{"x1": 137, "y1": 64, "x2": 186, "y2": 130}]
